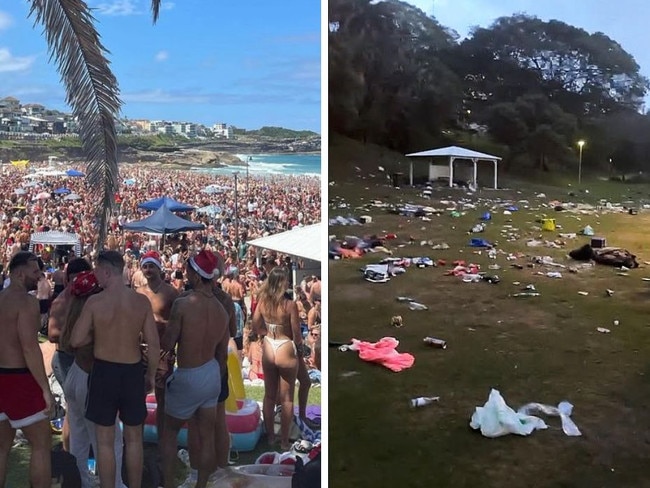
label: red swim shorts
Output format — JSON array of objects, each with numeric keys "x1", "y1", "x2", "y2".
[{"x1": 0, "y1": 368, "x2": 48, "y2": 428}]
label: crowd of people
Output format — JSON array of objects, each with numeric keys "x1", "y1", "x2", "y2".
[{"x1": 0, "y1": 162, "x2": 322, "y2": 488}]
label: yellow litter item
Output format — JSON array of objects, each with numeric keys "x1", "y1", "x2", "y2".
[{"x1": 541, "y1": 218, "x2": 556, "y2": 231}]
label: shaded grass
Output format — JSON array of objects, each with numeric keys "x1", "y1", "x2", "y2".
[
  {"x1": 329, "y1": 177, "x2": 650, "y2": 488},
  {"x1": 6, "y1": 385, "x2": 320, "y2": 487}
]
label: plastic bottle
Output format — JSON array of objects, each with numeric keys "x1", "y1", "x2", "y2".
[{"x1": 410, "y1": 396, "x2": 440, "y2": 408}]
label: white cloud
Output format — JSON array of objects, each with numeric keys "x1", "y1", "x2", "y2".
[
  {"x1": 0, "y1": 11, "x2": 13, "y2": 30},
  {"x1": 161, "y1": 2, "x2": 175, "y2": 11},
  {"x1": 154, "y1": 50, "x2": 169, "y2": 62},
  {"x1": 0, "y1": 48, "x2": 36, "y2": 73},
  {"x1": 94, "y1": 0, "x2": 142, "y2": 16}
]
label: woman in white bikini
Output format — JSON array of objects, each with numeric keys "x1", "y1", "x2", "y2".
[{"x1": 252, "y1": 266, "x2": 302, "y2": 450}]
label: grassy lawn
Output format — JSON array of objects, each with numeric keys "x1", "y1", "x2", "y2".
[
  {"x1": 6, "y1": 385, "x2": 320, "y2": 487},
  {"x1": 329, "y1": 175, "x2": 650, "y2": 488}
]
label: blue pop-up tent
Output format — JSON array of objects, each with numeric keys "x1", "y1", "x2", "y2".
[
  {"x1": 137, "y1": 196, "x2": 195, "y2": 212},
  {"x1": 66, "y1": 169, "x2": 85, "y2": 177},
  {"x1": 123, "y1": 205, "x2": 205, "y2": 234}
]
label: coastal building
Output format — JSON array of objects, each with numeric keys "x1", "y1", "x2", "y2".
[{"x1": 212, "y1": 123, "x2": 234, "y2": 139}]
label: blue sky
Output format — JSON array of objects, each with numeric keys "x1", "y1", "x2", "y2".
[
  {"x1": 407, "y1": 0, "x2": 650, "y2": 108},
  {"x1": 0, "y1": 0, "x2": 321, "y2": 132}
]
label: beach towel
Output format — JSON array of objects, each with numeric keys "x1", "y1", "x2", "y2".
[{"x1": 349, "y1": 337, "x2": 415, "y2": 372}]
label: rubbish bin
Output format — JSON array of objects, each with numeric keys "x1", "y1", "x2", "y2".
[{"x1": 391, "y1": 172, "x2": 403, "y2": 187}]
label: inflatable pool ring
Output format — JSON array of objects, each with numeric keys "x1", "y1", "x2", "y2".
[{"x1": 143, "y1": 350, "x2": 262, "y2": 451}]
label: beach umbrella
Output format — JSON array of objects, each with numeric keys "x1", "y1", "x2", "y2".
[
  {"x1": 35, "y1": 192, "x2": 51, "y2": 200},
  {"x1": 201, "y1": 185, "x2": 226, "y2": 195},
  {"x1": 196, "y1": 204, "x2": 222, "y2": 217},
  {"x1": 54, "y1": 187, "x2": 71, "y2": 195},
  {"x1": 24, "y1": 181, "x2": 40, "y2": 188},
  {"x1": 14, "y1": 188, "x2": 27, "y2": 195},
  {"x1": 138, "y1": 196, "x2": 195, "y2": 212},
  {"x1": 64, "y1": 193, "x2": 82, "y2": 201},
  {"x1": 66, "y1": 169, "x2": 85, "y2": 177},
  {"x1": 124, "y1": 178, "x2": 136, "y2": 186}
]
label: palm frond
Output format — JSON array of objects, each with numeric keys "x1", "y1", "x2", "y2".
[
  {"x1": 29, "y1": 0, "x2": 121, "y2": 250},
  {"x1": 151, "y1": 0, "x2": 161, "y2": 23}
]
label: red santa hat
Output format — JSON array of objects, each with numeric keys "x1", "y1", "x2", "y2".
[
  {"x1": 140, "y1": 250, "x2": 162, "y2": 269},
  {"x1": 188, "y1": 250, "x2": 219, "y2": 279}
]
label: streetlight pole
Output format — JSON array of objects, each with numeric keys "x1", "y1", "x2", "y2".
[
  {"x1": 577, "y1": 140, "x2": 585, "y2": 185},
  {"x1": 246, "y1": 156, "x2": 251, "y2": 200},
  {"x1": 233, "y1": 171, "x2": 239, "y2": 261}
]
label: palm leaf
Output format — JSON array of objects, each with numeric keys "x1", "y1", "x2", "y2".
[
  {"x1": 151, "y1": 0, "x2": 162, "y2": 23},
  {"x1": 29, "y1": 0, "x2": 121, "y2": 250}
]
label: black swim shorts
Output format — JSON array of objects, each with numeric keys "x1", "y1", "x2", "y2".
[{"x1": 86, "y1": 358, "x2": 147, "y2": 427}]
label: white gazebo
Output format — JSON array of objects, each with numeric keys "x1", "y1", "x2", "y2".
[{"x1": 405, "y1": 146, "x2": 501, "y2": 189}]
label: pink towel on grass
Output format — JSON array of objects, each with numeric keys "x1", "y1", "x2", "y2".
[{"x1": 349, "y1": 337, "x2": 415, "y2": 372}]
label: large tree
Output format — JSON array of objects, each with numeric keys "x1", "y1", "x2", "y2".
[
  {"x1": 485, "y1": 94, "x2": 577, "y2": 171},
  {"x1": 329, "y1": 0, "x2": 462, "y2": 151},
  {"x1": 460, "y1": 14, "x2": 649, "y2": 118},
  {"x1": 27, "y1": 0, "x2": 162, "y2": 248}
]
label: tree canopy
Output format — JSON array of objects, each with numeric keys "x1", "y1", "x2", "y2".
[{"x1": 329, "y1": 1, "x2": 650, "y2": 174}]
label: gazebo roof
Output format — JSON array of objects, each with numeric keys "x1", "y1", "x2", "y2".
[{"x1": 405, "y1": 146, "x2": 501, "y2": 161}]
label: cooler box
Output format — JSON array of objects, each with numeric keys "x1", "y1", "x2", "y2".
[{"x1": 591, "y1": 237, "x2": 606, "y2": 248}]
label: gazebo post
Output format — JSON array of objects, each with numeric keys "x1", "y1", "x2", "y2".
[
  {"x1": 472, "y1": 158, "x2": 478, "y2": 188},
  {"x1": 409, "y1": 160, "x2": 413, "y2": 186},
  {"x1": 449, "y1": 156, "x2": 454, "y2": 187},
  {"x1": 493, "y1": 160, "x2": 498, "y2": 189}
]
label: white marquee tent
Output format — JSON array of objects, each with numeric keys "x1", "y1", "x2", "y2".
[
  {"x1": 405, "y1": 146, "x2": 501, "y2": 188},
  {"x1": 248, "y1": 223, "x2": 321, "y2": 263},
  {"x1": 29, "y1": 231, "x2": 82, "y2": 256},
  {"x1": 248, "y1": 223, "x2": 321, "y2": 288}
]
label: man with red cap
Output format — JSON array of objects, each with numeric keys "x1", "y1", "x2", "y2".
[
  {"x1": 160, "y1": 250, "x2": 230, "y2": 488},
  {"x1": 135, "y1": 250, "x2": 179, "y2": 446}
]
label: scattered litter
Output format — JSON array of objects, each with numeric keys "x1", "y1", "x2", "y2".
[
  {"x1": 512, "y1": 292, "x2": 540, "y2": 298},
  {"x1": 391, "y1": 316, "x2": 403, "y2": 328},
  {"x1": 606, "y1": 289, "x2": 615, "y2": 296},
  {"x1": 578, "y1": 291, "x2": 589, "y2": 296},
  {"x1": 546, "y1": 272, "x2": 563, "y2": 278},
  {"x1": 613, "y1": 320, "x2": 620, "y2": 326},
  {"x1": 597, "y1": 327, "x2": 611, "y2": 334},
  {"x1": 423, "y1": 337, "x2": 447, "y2": 349},
  {"x1": 396, "y1": 296, "x2": 414, "y2": 302},
  {"x1": 469, "y1": 389, "x2": 581, "y2": 438},
  {"x1": 408, "y1": 302, "x2": 428, "y2": 311},
  {"x1": 410, "y1": 396, "x2": 440, "y2": 408},
  {"x1": 340, "y1": 371, "x2": 360, "y2": 378},
  {"x1": 346, "y1": 337, "x2": 415, "y2": 372}
]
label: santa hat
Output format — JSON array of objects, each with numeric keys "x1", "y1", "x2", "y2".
[
  {"x1": 140, "y1": 250, "x2": 162, "y2": 269},
  {"x1": 71, "y1": 271, "x2": 100, "y2": 297},
  {"x1": 189, "y1": 250, "x2": 219, "y2": 279}
]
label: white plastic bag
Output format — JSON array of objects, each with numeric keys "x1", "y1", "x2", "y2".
[
  {"x1": 517, "y1": 401, "x2": 581, "y2": 437},
  {"x1": 470, "y1": 389, "x2": 547, "y2": 438},
  {"x1": 470, "y1": 389, "x2": 582, "y2": 438}
]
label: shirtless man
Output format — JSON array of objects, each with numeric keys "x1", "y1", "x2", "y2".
[
  {"x1": 179, "y1": 251, "x2": 237, "y2": 488},
  {"x1": 52, "y1": 261, "x2": 66, "y2": 298},
  {"x1": 160, "y1": 250, "x2": 230, "y2": 488},
  {"x1": 0, "y1": 251, "x2": 54, "y2": 488},
  {"x1": 48, "y1": 257, "x2": 93, "y2": 451},
  {"x1": 71, "y1": 251, "x2": 159, "y2": 488},
  {"x1": 135, "y1": 250, "x2": 179, "y2": 443},
  {"x1": 224, "y1": 266, "x2": 247, "y2": 322}
]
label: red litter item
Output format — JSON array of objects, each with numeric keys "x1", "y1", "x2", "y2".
[
  {"x1": 453, "y1": 260, "x2": 466, "y2": 267},
  {"x1": 437, "y1": 259, "x2": 446, "y2": 266},
  {"x1": 384, "y1": 233, "x2": 398, "y2": 240}
]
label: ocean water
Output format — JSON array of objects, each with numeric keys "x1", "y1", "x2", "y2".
[{"x1": 193, "y1": 153, "x2": 321, "y2": 177}]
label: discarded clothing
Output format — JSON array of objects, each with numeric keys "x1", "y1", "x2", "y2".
[
  {"x1": 348, "y1": 337, "x2": 415, "y2": 372},
  {"x1": 569, "y1": 244, "x2": 639, "y2": 268}
]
